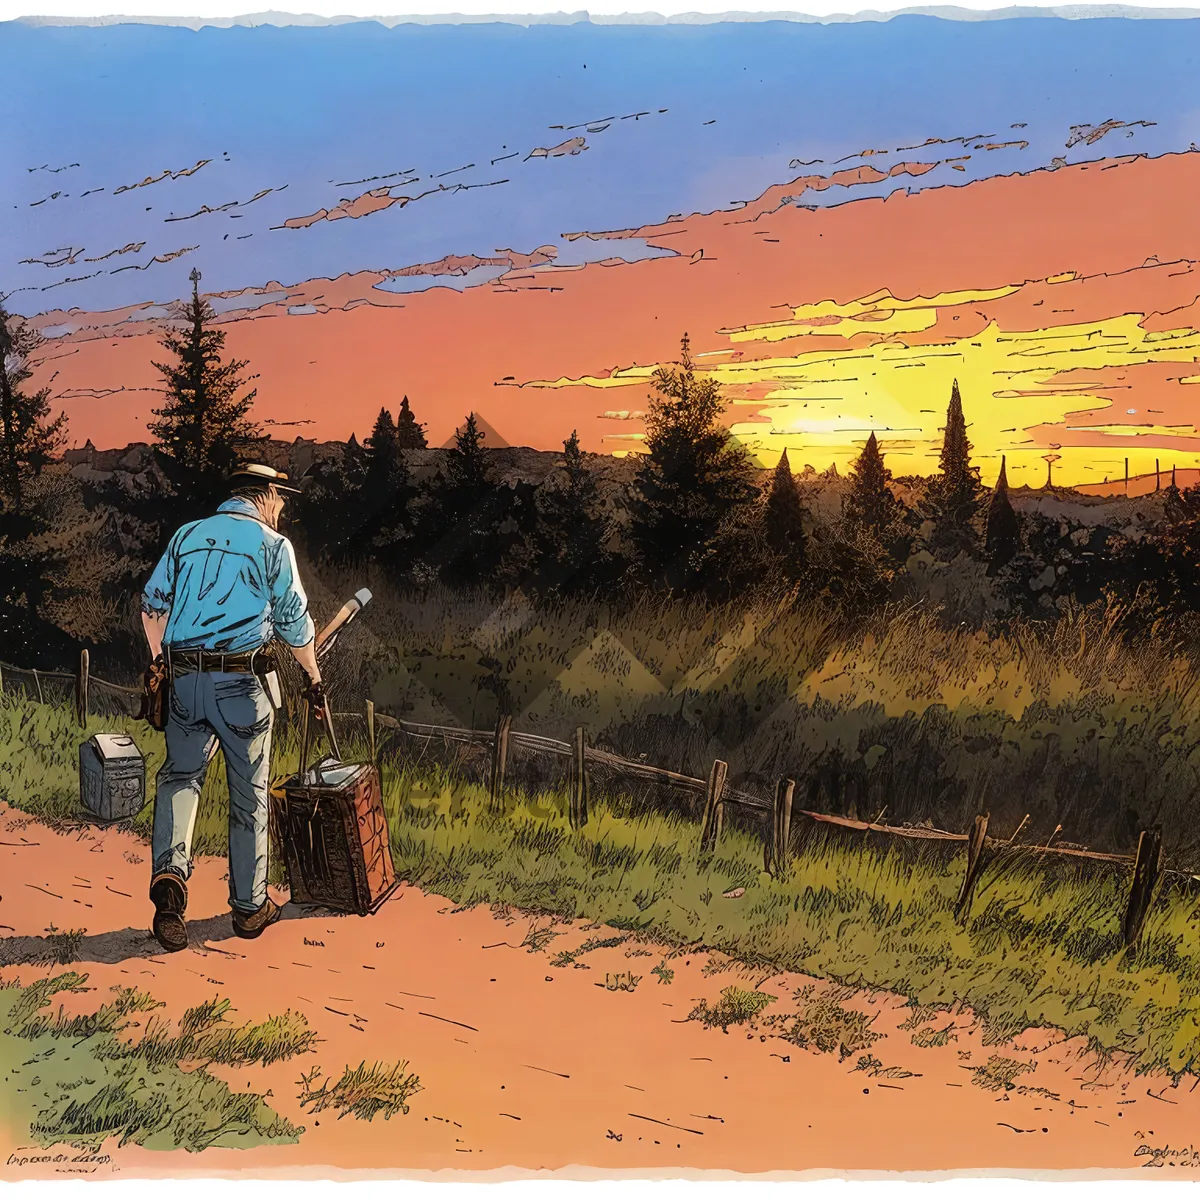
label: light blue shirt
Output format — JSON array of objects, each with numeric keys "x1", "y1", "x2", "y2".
[{"x1": 142, "y1": 498, "x2": 316, "y2": 653}]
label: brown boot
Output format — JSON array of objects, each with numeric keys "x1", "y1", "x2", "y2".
[
  {"x1": 232, "y1": 896, "x2": 283, "y2": 939},
  {"x1": 150, "y1": 873, "x2": 188, "y2": 953}
]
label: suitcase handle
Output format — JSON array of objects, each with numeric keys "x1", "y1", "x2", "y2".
[{"x1": 298, "y1": 685, "x2": 343, "y2": 779}]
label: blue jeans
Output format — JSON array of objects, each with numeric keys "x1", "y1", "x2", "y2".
[{"x1": 151, "y1": 670, "x2": 274, "y2": 915}]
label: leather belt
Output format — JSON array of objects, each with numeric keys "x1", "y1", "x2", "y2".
[{"x1": 167, "y1": 647, "x2": 275, "y2": 677}]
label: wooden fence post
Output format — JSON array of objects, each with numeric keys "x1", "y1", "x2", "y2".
[
  {"x1": 32, "y1": 669, "x2": 43, "y2": 705},
  {"x1": 570, "y1": 726, "x2": 588, "y2": 829},
  {"x1": 489, "y1": 712, "x2": 512, "y2": 809},
  {"x1": 76, "y1": 649, "x2": 89, "y2": 727},
  {"x1": 1122, "y1": 827, "x2": 1163, "y2": 949},
  {"x1": 766, "y1": 777, "x2": 795, "y2": 875},
  {"x1": 955, "y1": 813, "x2": 990, "y2": 923},
  {"x1": 699, "y1": 759, "x2": 728, "y2": 855},
  {"x1": 366, "y1": 699, "x2": 376, "y2": 763}
]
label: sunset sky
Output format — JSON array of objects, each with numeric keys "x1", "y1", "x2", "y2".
[{"x1": 5, "y1": 15, "x2": 1200, "y2": 488}]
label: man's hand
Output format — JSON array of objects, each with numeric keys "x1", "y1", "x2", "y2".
[
  {"x1": 139, "y1": 653, "x2": 170, "y2": 732},
  {"x1": 303, "y1": 679, "x2": 329, "y2": 723}
]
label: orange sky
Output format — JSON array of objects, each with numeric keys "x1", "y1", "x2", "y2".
[{"x1": 29, "y1": 149, "x2": 1200, "y2": 490}]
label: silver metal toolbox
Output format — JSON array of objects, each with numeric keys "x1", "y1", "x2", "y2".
[{"x1": 79, "y1": 733, "x2": 147, "y2": 822}]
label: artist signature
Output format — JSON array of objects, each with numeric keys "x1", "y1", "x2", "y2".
[
  {"x1": 6, "y1": 1149, "x2": 114, "y2": 1174},
  {"x1": 1135, "y1": 1143, "x2": 1200, "y2": 1170}
]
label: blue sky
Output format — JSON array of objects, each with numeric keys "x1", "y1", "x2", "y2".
[{"x1": 3, "y1": 15, "x2": 1199, "y2": 316}]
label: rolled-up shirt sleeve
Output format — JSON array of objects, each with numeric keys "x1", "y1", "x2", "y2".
[
  {"x1": 141, "y1": 532, "x2": 178, "y2": 615},
  {"x1": 269, "y1": 535, "x2": 316, "y2": 647}
]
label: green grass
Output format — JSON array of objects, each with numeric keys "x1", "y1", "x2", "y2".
[
  {"x1": 769, "y1": 985, "x2": 882, "y2": 1061},
  {"x1": 0, "y1": 689, "x2": 353, "y2": 881},
  {"x1": 302, "y1": 576, "x2": 1200, "y2": 861},
  {"x1": 550, "y1": 935, "x2": 629, "y2": 968},
  {"x1": 8, "y1": 692, "x2": 1200, "y2": 1079},
  {"x1": 0, "y1": 971, "x2": 309, "y2": 1152},
  {"x1": 380, "y1": 761, "x2": 1200, "y2": 1078},
  {"x1": 689, "y1": 985, "x2": 775, "y2": 1031},
  {"x1": 970, "y1": 1054, "x2": 1037, "y2": 1092},
  {"x1": 297, "y1": 1060, "x2": 421, "y2": 1122}
]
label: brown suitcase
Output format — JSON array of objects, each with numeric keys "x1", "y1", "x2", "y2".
[{"x1": 275, "y1": 706, "x2": 398, "y2": 915}]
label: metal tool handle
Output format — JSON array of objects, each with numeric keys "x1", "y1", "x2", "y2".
[{"x1": 298, "y1": 687, "x2": 342, "y2": 780}]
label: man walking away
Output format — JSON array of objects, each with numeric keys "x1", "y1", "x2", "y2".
[{"x1": 140, "y1": 463, "x2": 327, "y2": 952}]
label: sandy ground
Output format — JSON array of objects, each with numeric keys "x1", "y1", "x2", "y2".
[{"x1": 2, "y1": 800, "x2": 1197, "y2": 1181}]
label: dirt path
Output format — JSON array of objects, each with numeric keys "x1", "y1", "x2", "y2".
[{"x1": 1, "y1": 801, "x2": 1195, "y2": 1180}]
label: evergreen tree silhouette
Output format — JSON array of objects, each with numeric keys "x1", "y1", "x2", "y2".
[
  {"x1": 846, "y1": 432, "x2": 901, "y2": 540},
  {"x1": 535, "y1": 429, "x2": 612, "y2": 594},
  {"x1": 364, "y1": 406, "x2": 405, "y2": 503},
  {"x1": 0, "y1": 303, "x2": 71, "y2": 662},
  {"x1": 395, "y1": 395, "x2": 428, "y2": 449},
  {"x1": 448, "y1": 412, "x2": 488, "y2": 489},
  {"x1": 147, "y1": 269, "x2": 262, "y2": 528},
  {"x1": 628, "y1": 334, "x2": 758, "y2": 592},
  {"x1": 365, "y1": 407, "x2": 399, "y2": 478},
  {"x1": 0, "y1": 304, "x2": 67, "y2": 517},
  {"x1": 764, "y1": 448, "x2": 807, "y2": 581},
  {"x1": 296, "y1": 434, "x2": 369, "y2": 565},
  {"x1": 927, "y1": 379, "x2": 981, "y2": 555},
  {"x1": 365, "y1": 407, "x2": 415, "y2": 566},
  {"x1": 984, "y1": 455, "x2": 1021, "y2": 574},
  {"x1": 419, "y1": 413, "x2": 525, "y2": 588}
]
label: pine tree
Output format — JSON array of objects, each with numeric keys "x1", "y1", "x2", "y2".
[
  {"x1": 148, "y1": 269, "x2": 262, "y2": 524},
  {"x1": 0, "y1": 305, "x2": 67, "y2": 517},
  {"x1": 296, "y1": 437, "x2": 369, "y2": 564},
  {"x1": 763, "y1": 449, "x2": 807, "y2": 581},
  {"x1": 448, "y1": 412, "x2": 488, "y2": 490},
  {"x1": 535, "y1": 429, "x2": 611, "y2": 593},
  {"x1": 395, "y1": 395, "x2": 428, "y2": 449},
  {"x1": 628, "y1": 334, "x2": 758, "y2": 592},
  {"x1": 365, "y1": 408, "x2": 416, "y2": 566},
  {"x1": 845, "y1": 433, "x2": 901, "y2": 541},
  {"x1": 928, "y1": 379, "x2": 981, "y2": 555},
  {"x1": 984, "y1": 455, "x2": 1021, "y2": 574},
  {"x1": 0, "y1": 304, "x2": 71, "y2": 661},
  {"x1": 364, "y1": 407, "x2": 406, "y2": 502},
  {"x1": 418, "y1": 413, "x2": 524, "y2": 588},
  {"x1": 365, "y1": 407, "x2": 399, "y2": 477}
]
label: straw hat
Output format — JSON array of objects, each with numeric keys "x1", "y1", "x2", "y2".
[{"x1": 229, "y1": 463, "x2": 302, "y2": 494}]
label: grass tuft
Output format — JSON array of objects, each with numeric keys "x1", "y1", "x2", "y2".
[
  {"x1": 651, "y1": 960, "x2": 675, "y2": 985},
  {"x1": 772, "y1": 985, "x2": 881, "y2": 1062},
  {"x1": 689, "y1": 985, "x2": 776, "y2": 1031},
  {"x1": 550, "y1": 934, "x2": 629, "y2": 969},
  {"x1": 0, "y1": 973, "x2": 308, "y2": 1151},
  {"x1": 598, "y1": 971, "x2": 641, "y2": 992},
  {"x1": 971, "y1": 1054, "x2": 1037, "y2": 1092},
  {"x1": 38, "y1": 926, "x2": 87, "y2": 966},
  {"x1": 298, "y1": 1060, "x2": 422, "y2": 1121}
]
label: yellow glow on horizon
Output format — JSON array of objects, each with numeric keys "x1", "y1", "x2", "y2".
[
  {"x1": 720, "y1": 285, "x2": 1020, "y2": 344},
  {"x1": 528, "y1": 277, "x2": 1200, "y2": 485}
]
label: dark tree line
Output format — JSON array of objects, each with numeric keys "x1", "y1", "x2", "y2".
[
  {"x1": 288, "y1": 339, "x2": 1004, "y2": 613},
  {"x1": 14, "y1": 269, "x2": 1200, "y2": 670},
  {"x1": 0, "y1": 301, "x2": 72, "y2": 663}
]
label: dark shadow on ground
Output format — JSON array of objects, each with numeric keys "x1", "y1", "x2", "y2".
[{"x1": 0, "y1": 902, "x2": 325, "y2": 967}]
